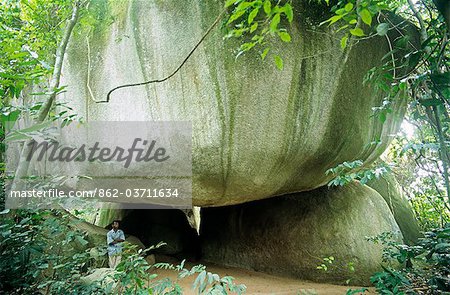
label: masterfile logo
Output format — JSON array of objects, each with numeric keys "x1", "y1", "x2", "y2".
[{"x1": 26, "y1": 138, "x2": 170, "y2": 168}]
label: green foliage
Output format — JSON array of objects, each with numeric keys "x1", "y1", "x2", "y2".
[
  {"x1": 0, "y1": 0, "x2": 83, "y2": 170},
  {"x1": 326, "y1": 160, "x2": 391, "y2": 186},
  {"x1": 111, "y1": 243, "x2": 160, "y2": 294},
  {"x1": 0, "y1": 209, "x2": 247, "y2": 294},
  {"x1": 368, "y1": 226, "x2": 450, "y2": 293},
  {"x1": 152, "y1": 260, "x2": 246, "y2": 294},
  {"x1": 324, "y1": 0, "x2": 450, "y2": 231},
  {"x1": 366, "y1": 232, "x2": 417, "y2": 265},
  {"x1": 315, "y1": 255, "x2": 359, "y2": 288},
  {"x1": 106, "y1": 242, "x2": 242, "y2": 294},
  {"x1": 224, "y1": 0, "x2": 294, "y2": 70},
  {"x1": 0, "y1": 0, "x2": 86, "y2": 204},
  {"x1": 316, "y1": 256, "x2": 335, "y2": 271},
  {"x1": 386, "y1": 132, "x2": 450, "y2": 229},
  {"x1": 370, "y1": 265, "x2": 411, "y2": 295},
  {"x1": 320, "y1": 0, "x2": 396, "y2": 49},
  {"x1": 346, "y1": 288, "x2": 369, "y2": 295},
  {"x1": 0, "y1": 0, "x2": 74, "y2": 103},
  {"x1": 0, "y1": 209, "x2": 104, "y2": 294}
]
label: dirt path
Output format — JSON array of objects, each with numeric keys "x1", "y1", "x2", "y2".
[{"x1": 152, "y1": 261, "x2": 374, "y2": 295}]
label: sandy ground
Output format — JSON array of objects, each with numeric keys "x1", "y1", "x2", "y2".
[{"x1": 152, "y1": 261, "x2": 375, "y2": 295}]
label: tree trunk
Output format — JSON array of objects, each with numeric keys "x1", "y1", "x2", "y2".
[{"x1": 10, "y1": 1, "x2": 82, "y2": 193}]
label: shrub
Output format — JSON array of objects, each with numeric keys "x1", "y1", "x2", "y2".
[
  {"x1": 369, "y1": 225, "x2": 450, "y2": 294},
  {"x1": 0, "y1": 209, "x2": 247, "y2": 294}
]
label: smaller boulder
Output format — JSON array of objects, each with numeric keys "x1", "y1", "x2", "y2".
[
  {"x1": 80, "y1": 268, "x2": 117, "y2": 289},
  {"x1": 145, "y1": 254, "x2": 156, "y2": 265},
  {"x1": 368, "y1": 173, "x2": 422, "y2": 244},
  {"x1": 201, "y1": 183, "x2": 402, "y2": 285}
]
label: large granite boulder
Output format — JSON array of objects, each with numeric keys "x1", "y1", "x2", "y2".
[
  {"x1": 368, "y1": 174, "x2": 422, "y2": 244},
  {"x1": 61, "y1": 0, "x2": 409, "y2": 206},
  {"x1": 200, "y1": 183, "x2": 402, "y2": 285}
]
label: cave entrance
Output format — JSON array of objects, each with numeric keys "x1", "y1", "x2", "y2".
[{"x1": 118, "y1": 209, "x2": 201, "y2": 261}]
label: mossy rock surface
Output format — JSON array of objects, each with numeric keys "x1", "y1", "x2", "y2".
[
  {"x1": 200, "y1": 183, "x2": 402, "y2": 285},
  {"x1": 368, "y1": 174, "x2": 422, "y2": 244},
  {"x1": 95, "y1": 204, "x2": 130, "y2": 228},
  {"x1": 62, "y1": 0, "x2": 408, "y2": 206}
]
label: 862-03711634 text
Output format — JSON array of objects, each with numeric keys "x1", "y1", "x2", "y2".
[{"x1": 8, "y1": 188, "x2": 180, "y2": 198}]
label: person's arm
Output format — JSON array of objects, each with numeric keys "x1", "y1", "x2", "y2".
[
  {"x1": 107, "y1": 231, "x2": 116, "y2": 245},
  {"x1": 115, "y1": 230, "x2": 125, "y2": 243}
]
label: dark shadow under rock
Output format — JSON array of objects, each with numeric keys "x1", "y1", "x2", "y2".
[{"x1": 118, "y1": 209, "x2": 200, "y2": 260}]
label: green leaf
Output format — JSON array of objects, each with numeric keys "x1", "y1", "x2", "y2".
[
  {"x1": 350, "y1": 27, "x2": 365, "y2": 37},
  {"x1": 336, "y1": 8, "x2": 346, "y2": 15},
  {"x1": 345, "y1": 3, "x2": 354, "y2": 11},
  {"x1": 274, "y1": 55, "x2": 283, "y2": 70},
  {"x1": 236, "y1": 1, "x2": 253, "y2": 11},
  {"x1": 347, "y1": 288, "x2": 368, "y2": 295},
  {"x1": 250, "y1": 22, "x2": 258, "y2": 33},
  {"x1": 430, "y1": 72, "x2": 450, "y2": 85},
  {"x1": 263, "y1": 0, "x2": 271, "y2": 14},
  {"x1": 376, "y1": 23, "x2": 389, "y2": 36},
  {"x1": 32, "y1": 270, "x2": 41, "y2": 278},
  {"x1": 225, "y1": 0, "x2": 235, "y2": 8},
  {"x1": 240, "y1": 42, "x2": 256, "y2": 52},
  {"x1": 251, "y1": 34, "x2": 262, "y2": 41},
  {"x1": 270, "y1": 13, "x2": 280, "y2": 32},
  {"x1": 360, "y1": 9, "x2": 372, "y2": 26},
  {"x1": 0, "y1": 209, "x2": 10, "y2": 215},
  {"x1": 227, "y1": 10, "x2": 246, "y2": 24},
  {"x1": 435, "y1": 242, "x2": 450, "y2": 252},
  {"x1": 399, "y1": 82, "x2": 407, "y2": 90},
  {"x1": 1, "y1": 109, "x2": 21, "y2": 128},
  {"x1": 5, "y1": 121, "x2": 53, "y2": 142},
  {"x1": 261, "y1": 47, "x2": 270, "y2": 60},
  {"x1": 395, "y1": 35, "x2": 410, "y2": 48},
  {"x1": 419, "y1": 98, "x2": 443, "y2": 107},
  {"x1": 284, "y1": 4, "x2": 293, "y2": 22},
  {"x1": 336, "y1": 24, "x2": 349, "y2": 33},
  {"x1": 321, "y1": 14, "x2": 343, "y2": 26},
  {"x1": 340, "y1": 35, "x2": 348, "y2": 49},
  {"x1": 278, "y1": 31, "x2": 291, "y2": 42},
  {"x1": 75, "y1": 235, "x2": 89, "y2": 246},
  {"x1": 248, "y1": 7, "x2": 259, "y2": 24},
  {"x1": 408, "y1": 51, "x2": 422, "y2": 68}
]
